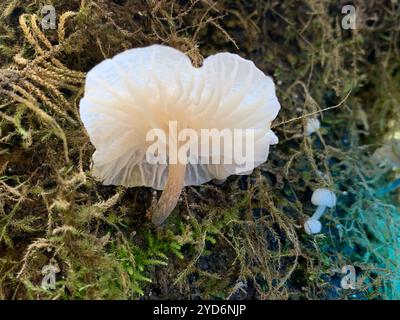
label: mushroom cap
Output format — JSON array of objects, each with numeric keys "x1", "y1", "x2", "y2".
[
  {"x1": 305, "y1": 118, "x2": 320, "y2": 136},
  {"x1": 80, "y1": 45, "x2": 280, "y2": 190},
  {"x1": 304, "y1": 219, "x2": 322, "y2": 235},
  {"x1": 311, "y1": 188, "x2": 337, "y2": 207}
]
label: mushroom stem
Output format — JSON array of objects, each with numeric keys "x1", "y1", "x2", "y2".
[
  {"x1": 152, "y1": 163, "x2": 186, "y2": 226},
  {"x1": 311, "y1": 205, "x2": 326, "y2": 221}
]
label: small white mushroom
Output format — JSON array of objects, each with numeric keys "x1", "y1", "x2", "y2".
[
  {"x1": 304, "y1": 188, "x2": 337, "y2": 235},
  {"x1": 372, "y1": 139, "x2": 400, "y2": 170},
  {"x1": 304, "y1": 219, "x2": 322, "y2": 235},
  {"x1": 80, "y1": 45, "x2": 281, "y2": 226},
  {"x1": 305, "y1": 118, "x2": 320, "y2": 136}
]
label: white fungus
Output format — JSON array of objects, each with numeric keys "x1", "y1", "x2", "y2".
[
  {"x1": 80, "y1": 45, "x2": 280, "y2": 225},
  {"x1": 304, "y1": 188, "x2": 337, "y2": 235}
]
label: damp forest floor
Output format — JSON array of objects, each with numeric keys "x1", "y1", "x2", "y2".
[{"x1": 0, "y1": 0, "x2": 399, "y2": 300}]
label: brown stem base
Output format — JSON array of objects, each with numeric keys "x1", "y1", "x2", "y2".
[{"x1": 152, "y1": 163, "x2": 186, "y2": 226}]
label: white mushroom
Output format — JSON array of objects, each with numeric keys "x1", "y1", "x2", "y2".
[
  {"x1": 80, "y1": 45, "x2": 280, "y2": 226},
  {"x1": 304, "y1": 219, "x2": 322, "y2": 235},
  {"x1": 305, "y1": 118, "x2": 320, "y2": 136},
  {"x1": 304, "y1": 188, "x2": 337, "y2": 235}
]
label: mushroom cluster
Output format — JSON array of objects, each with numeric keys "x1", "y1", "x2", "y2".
[{"x1": 80, "y1": 45, "x2": 281, "y2": 225}]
